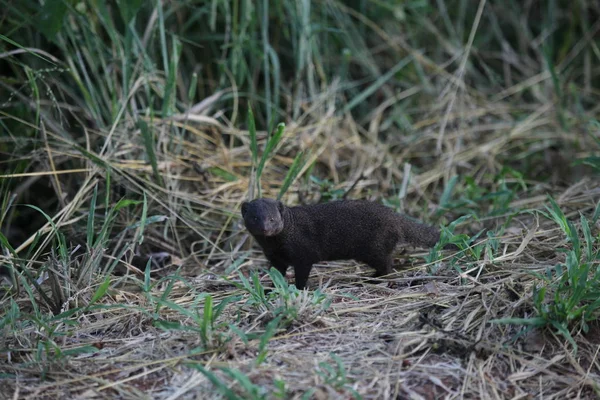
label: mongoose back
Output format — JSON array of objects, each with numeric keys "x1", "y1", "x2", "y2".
[{"x1": 241, "y1": 198, "x2": 445, "y2": 290}]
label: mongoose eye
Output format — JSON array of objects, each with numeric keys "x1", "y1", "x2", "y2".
[{"x1": 269, "y1": 217, "x2": 274, "y2": 222}]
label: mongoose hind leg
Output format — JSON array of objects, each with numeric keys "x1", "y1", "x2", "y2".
[
  {"x1": 358, "y1": 254, "x2": 394, "y2": 285},
  {"x1": 368, "y1": 254, "x2": 394, "y2": 278}
]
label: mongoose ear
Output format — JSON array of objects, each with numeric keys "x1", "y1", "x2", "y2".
[
  {"x1": 241, "y1": 202, "x2": 249, "y2": 217},
  {"x1": 276, "y1": 201, "x2": 285, "y2": 214}
]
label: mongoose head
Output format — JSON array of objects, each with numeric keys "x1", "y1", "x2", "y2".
[{"x1": 241, "y1": 198, "x2": 285, "y2": 236}]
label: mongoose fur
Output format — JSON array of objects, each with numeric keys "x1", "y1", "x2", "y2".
[{"x1": 241, "y1": 198, "x2": 447, "y2": 290}]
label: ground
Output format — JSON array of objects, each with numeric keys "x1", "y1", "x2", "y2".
[{"x1": 1, "y1": 1, "x2": 600, "y2": 399}]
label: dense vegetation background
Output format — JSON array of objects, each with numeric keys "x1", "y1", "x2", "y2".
[{"x1": 1, "y1": 0, "x2": 600, "y2": 398}]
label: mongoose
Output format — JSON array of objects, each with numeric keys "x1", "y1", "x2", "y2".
[{"x1": 241, "y1": 198, "x2": 449, "y2": 290}]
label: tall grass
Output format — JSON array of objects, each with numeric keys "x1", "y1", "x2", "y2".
[{"x1": 1, "y1": 0, "x2": 600, "y2": 397}]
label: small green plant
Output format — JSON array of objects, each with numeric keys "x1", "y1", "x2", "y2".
[
  {"x1": 315, "y1": 353, "x2": 362, "y2": 399},
  {"x1": 492, "y1": 197, "x2": 600, "y2": 355},
  {"x1": 309, "y1": 176, "x2": 346, "y2": 202},
  {"x1": 424, "y1": 215, "x2": 471, "y2": 272},
  {"x1": 425, "y1": 213, "x2": 507, "y2": 278},
  {"x1": 190, "y1": 363, "x2": 278, "y2": 400},
  {"x1": 228, "y1": 267, "x2": 331, "y2": 364},
  {"x1": 0, "y1": 292, "x2": 99, "y2": 370},
  {"x1": 272, "y1": 378, "x2": 288, "y2": 399},
  {"x1": 153, "y1": 290, "x2": 241, "y2": 350},
  {"x1": 236, "y1": 267, "x2": 331, "y2": 328},
  {"x1": 435, "y1": 170, "x2": 526, "y2": 219}
]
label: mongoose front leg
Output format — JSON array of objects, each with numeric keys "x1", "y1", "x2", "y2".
[
  {"x1": 292, "y1": 263, "x2": 314, "y2": 290},
  {"x1": 271, "y1": 263, "x2": 289, "y2": 278},
  {"x1": 264, "y1": 252, "x2": 290, "y2": 277}
]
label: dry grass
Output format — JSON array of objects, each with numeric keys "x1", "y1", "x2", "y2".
[{"x1": 1, "y1": 102, "x2": 599, "y2": 399}]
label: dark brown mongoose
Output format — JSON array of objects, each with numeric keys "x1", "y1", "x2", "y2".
[{"x1": 241, "y1": 198, "x2": 448, "y2": 290}]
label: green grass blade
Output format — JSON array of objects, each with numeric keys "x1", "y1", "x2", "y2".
[
  {"x1": 136, "y1": 192, "x2": 148, "y2": 246},
  {"x1": 87, "y1": 184, "x2": 98, "y2": 246},
  {"x1": 89, "y1": 276, "x2": 111, "y2": 306},
  {"x1": 489, "y1": 317, "x2": 547, "y2": 326},
  {"x1": 143, "y1": 258, "x2": 152, "y2": 293},
  {"x1": 542, "y1": 44, "x2": 567, "y2": 130},
  {"x1": 37, "y1": 0, "x2": 68, "y2": 42},
  {"x1": 436, "y1": 175, "x2": 459, "y2": 216},
  {"x1": 256, "y1": 316, "x2": 281, "y2": 365},
  {"x1": 162, "y1": 35, "x2": 182, "y2": 117},
  {"x1": 188, "y1": 72, "x2": 198, "y2": 103},
  {"x1": 261, "y1": 0, "x2": 272, "y2": 129},
  {"x1": 550, "y1": 320, "x2": 577, "y2": 355},
  {"x1": 156, "y1": 0, "x2": 169, "y2": 76},
  {"x1": 343, "y1": 56, "x2": 413, "y2": 113},
  {"x1": 188, "y1": 364, "x2": 242, "y2": 400},
  {"x1": 580, "y1": 214, "x2": 593, "y2": 262},
  {"x1": 592, "y1": 198, "x2": 600, "y2": 224},
  {"x1": 248, "y1": 107, "x2": 258, "y2": 166},
  {"x1": 256, "y1": 122, "x2": 285, "y2": 180},
  {"x1": 278, "y1": 151, "x2": 307, "y2": 199},
  {"x1": 117, "y1": 0, "x2": 143, "y2": 24},
  {"x1": 138, "y1": 118, "x2": 163, "y2": 186}
]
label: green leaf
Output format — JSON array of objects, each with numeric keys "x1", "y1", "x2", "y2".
[
  {"x1": 278, "y1": 151, "x2": 307, "y2": 199},
  {"x1": 256, "y1": 316, "x2": 281, "y2": 365},
  {"x1": 114, "y1": 198, "x2": 142, "y2": 212},
  {"x1": 104, "y1": 169, "x2": 111, "y2": 216},
  {"x1": 268, "y1": 267, "x2": 289, "y2": 291},
  {"x1": 162, "y1": 35, "x2": 182, "y2": 117},
  {"x1": 188, "y1": 364, "x2": 242, "y2": 400},
  {"x1": 137, "y1": 192, "x2": 148, "y2": 245},
  {"x1": 228, "y1": 324, "x2": 249, "y2": 345},
  {"x1": 256, "y1": 123, "x2": 285, "y2": 180},
  {"x1": 156, "y1": 298, "x2": 195, "y2": 319},
  {"x1": 545, "y1": 196, "x2": 570, "y2": 237},
  {"x1": 37, "y1": 0, "x2": 68, "y2": 42},
  {"x1": 248, "y1": 107, "x2": 258, "y2": 166},
  {"x1": 144, "y1": 258, "x2": 152, "y2": 292},
  {"x1": 223, "y1": 368, "x2": 263, "y2": 396},
  {"x1": 580, "y1": 214, "x2": 594, "y2": 262},
  {"x1": 125, "y1": 215, "x2": 169, "y2": 231},
  {"x1": 154, "y1": 320, "x2": 198, "y2": 332},
  {"x1": 87, "y1": 184, "x2": 98, "y2": 246},
  {"x1": 62, "y1": 345, "x2": 99, "y2": 357},
  {"x1": 550, "y1": 320, "x2": 578, "y2": 355},
  {"x1": 0, "y1": 34, "x2": 56, "y2": 64},
  {"x1": 213, "y1": 296, "x2": 240, "y2": 320},
  {"x1": 117, "y1": 0, "x2": 143, "y2": 24},
  {"x1": 203, "y1": 295, "x2": 214, "y2": 325},
  {"x1": 343, "y1": 56, "x2": 413, "y2": 113},
  {"x1": 138, "y1": 118, "x2": 163, "y2": 186},
  {"x1": 209, "y1": 167, "x2": 238, "y2": 182},
  {"x1": 0, "y1": 231, "x2": 17, "y2": 256},
  {"x1": 592, "y1": 199, "x2": 600, "y2": 224},
  {"x1": 542, "y1": 46, "x2": 567, "y2": 130},
  {"x1": 438, "y1": 175, "x2": 459, "y2": 213},
  {"x1": 188, "y1": 72, "x2": 198, "y2": 103},
  {"x1": 489, "y1": 317, "x2": 547, "y2": 326},
  {"x1": 89, "y1": 276, "x2": 111, "y2": 305}
]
